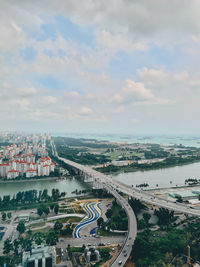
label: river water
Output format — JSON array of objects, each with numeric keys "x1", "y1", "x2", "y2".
[
  {"x1": 111, "y1": 161, "x2": 200, "y2": 189},
  {"x1": 1, "y1": 162, "x2": 200, "y2": 197},
  {"x1": 0, "y1": 178, "x2": 88, "y2": 198}
]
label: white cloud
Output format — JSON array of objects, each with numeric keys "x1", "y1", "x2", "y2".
[
  {"x1": 96, "y1": 30, "x2": 148, "y2": 52},
  {"x1": 17, "y1": 0, "x2": 200, "y2": 45},
  {"x1": 64, "y1": 91, "x2": 80, "y2": 99},
  {"x1": 10, "y1": 98, "x2": 30, "y2": 109},
  {"x1": 78, "y1": 106, "x2": 93, "y2": 116},
  {"x1": 18, "y1": 87, "x2": 37, "y2": 97},
  {"x1": 111, "y1": 80, "x2": 154, "y2": 104},
  {"x1": 40, "y1": 96, "x2": 57, "y2": 104},
  {"x1": 1, "y1": 0, "x2": 200, "y2": 133}
]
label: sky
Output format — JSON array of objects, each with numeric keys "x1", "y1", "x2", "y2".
[{"x1": 1, "y1": 0, "x2": 200, "y2": 135}]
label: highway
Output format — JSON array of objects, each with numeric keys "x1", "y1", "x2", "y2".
[
  {"x1": 73, "y1": 201, "x2": 101, "y2": 238},
  {"x1": 51, "y1": 141, "x2": 200, "y2": 266},
  {"x1": 51, "y1": 141, "x2": 137, "y2": 266},
  {"x1": 55, "y1": 147, "x2": 200, "y2": 217}
]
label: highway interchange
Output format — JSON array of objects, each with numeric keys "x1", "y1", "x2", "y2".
[
  {"x1": 52, "y1": 142, "x2": 137, "y2": 266},
  {"x1": 52, "y1": 141, "x2": 200, "y2": 266}
]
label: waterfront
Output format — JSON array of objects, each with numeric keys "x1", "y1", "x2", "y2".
[
  {"x1": 52, "y1": 133, "x2": 200, "y2": 147},
  {"x1": 2, "y1": 161, "x2": 200, "y2": 197},
  {"x1": 112, "y1": 161, "x2": 200, "y2": 189},
  {"x1": 0, "y1": 178, "x2": 88, "y2": 198}
]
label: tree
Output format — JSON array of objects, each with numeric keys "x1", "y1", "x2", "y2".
[
  {"x1": 143, "y1": 212, "x2": 151, "y2": 224},
  {"x1": 33, "y1": 232, "x2": 44, "y2": 245},
  {"x1": 17, "y1": 221, "x2": 26, "y2": 234},
  {"x1": 50, "y1": 204, "x2": 54, "y2": 210},
  {"x1": 21, "y1": 237, "x2": 32, "y2": 250},
  {"x1": 27, "y1": 229, "x2": 32, "y2": 237},
  {"x1": 54, "y1": 221, "x2": 63, "y2": 233},
  {"x1": 37, "y1": 207, "x2": 43, "y2": 217},
  {"x1": 61, "y1": 225, "x2": 73, "y2": 236},
  {"x1": 128, "y1": 198, "x2": 145, "y2": 214},
  {"x1": 3, "y1": 239, "x2": 13, "y2": 255},
  {"x1": 7, "y1": 212, "x2": 11, "y2": 219},
  {"x1": 13, "y1": 239, "x2": 20, "y2": 256},
  {"x1": 154, "y1": 208, "x2": 174, "y2": 226},
  {"x1": 138, "y1": 219, "x2": 147, "y2": 230},
  {"x1": 43, "y1": 206, "x2": 49, "y2": 215},
  {"x1": 105, "y1": 209, "x2": 113, "y2": 218},
  {"x1": 2, "y1": 212, "x2": 6, "y2": 221},
  {"x1": 97, "y1": 217, "x2": 104, "y2": 228},
  {"x1": 99, "y1": 247, "x2": 110, "y2": 259},
  {"x1": 54, "y1": 204, "x2": 59, "y2": 214},
  {"x1": 45, "y1": 230, "x2": 58, "y2": 245},
  {"x1": 67, "y1": 244, "x2": 72, "y2": 259}
]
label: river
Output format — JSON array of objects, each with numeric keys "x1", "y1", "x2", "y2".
[
  {"x1": 0, "y1": 178, "x2": 88, "y2": 198},
  {"x1": 111, "y1": 162, "x2": 200, "y2": 189},
  {"x1": 1, "y1": 162, "x2": 200, "y2": 197}
]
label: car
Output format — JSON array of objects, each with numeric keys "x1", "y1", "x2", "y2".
[
  {"x1": 127, "y1": 243, "x2": 129, "y2": 247},
  {"x1": 118, "y1": 260, "x2": 122, "y2": 265},
  {"x1": 124, "y1": 253, "x2": 127, "y2": 257}
]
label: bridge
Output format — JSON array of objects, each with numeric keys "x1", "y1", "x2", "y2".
[
  {"x1": 51, "y1": 142, "x2": 137, "y2": 266},
  {"x1": 51, "y1": 141, "x2": 200, "y2": 266}
]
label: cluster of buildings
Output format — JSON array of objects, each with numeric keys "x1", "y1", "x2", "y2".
[
  {"x1": 22, "y1": 246, "x2": 56, "y2": 267},
  {"x1": 0, "y1": 135, "x2": 55, "y2": 179}
]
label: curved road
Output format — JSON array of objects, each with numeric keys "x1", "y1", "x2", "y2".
[
  {"x1": 73, "y1": 201, "x2": 101, "y2": 238},
  {"x1": 52, "y1": 141, "x2": 200, "y2": 265},
  {"x1": 52, "y1": 141, "x2": 137, "y2": 266},
  {"x1": 56, "y1": 148, "x2": 200, "y2": 217}
]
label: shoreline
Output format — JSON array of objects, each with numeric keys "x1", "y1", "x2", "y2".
[
  {"x1": 97, "y1": 159, "x2": 200, "y2": 175},
  {"x1": 0, "y1": 177, "x2": 61, "y2": 183},
  {"x1": 146, "y1": 183, "x2": 200, "y2": 191}
]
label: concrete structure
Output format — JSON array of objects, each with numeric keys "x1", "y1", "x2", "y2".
[
  {"x1": 17, "y1": 213, "x2": 30, "y2": 222},
  {"x1": 7, "y1": 169, "x2": 19, "y2": 179},
  {"x1": 84, "y1": 246, "x2": 100, "y2": 263},
  {"x1": 22, "y1": 245, "x2": 56, "y2": 267},
  {"x1": 0, "y1": 147, "x2": 55, "y2": 179},
  {"x1": 26, "y1": 169, "x2": 37, "y2": 178},
  {"x1": 51, "y1": 141, "x2": 137, "y2": 267},
  {"x1": 51, "y1": 139, "x2": 200, "y2": 266},
  {"x1": 169, "y1": 190, "x2": 200, "y2": 201}
]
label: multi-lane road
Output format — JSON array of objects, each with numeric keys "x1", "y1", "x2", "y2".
[
  {"x1": 52, "y1": 141, "x2": 137, "y2": 266},
  {"x1": 52, "y1": 141, "x2": 200, "y2": 266}
]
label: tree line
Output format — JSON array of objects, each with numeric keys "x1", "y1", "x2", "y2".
[{"x1": 0, "y1": 188, "x2": 65, "y2": 210}]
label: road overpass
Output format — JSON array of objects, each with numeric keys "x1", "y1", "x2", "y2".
[
  {"x1": 51, "y1": 141, "x2": 200, "y2": 265},
  {"x1": 51, "y1": 142, "x2": 137, "y2": 266}
]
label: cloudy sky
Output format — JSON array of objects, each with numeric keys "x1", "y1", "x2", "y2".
[{"x1": 1, "y1": 0, "x2": 200, "y2": 134}]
